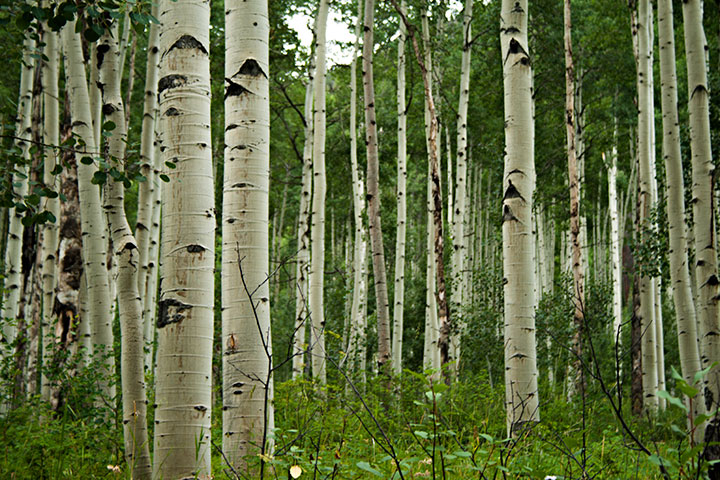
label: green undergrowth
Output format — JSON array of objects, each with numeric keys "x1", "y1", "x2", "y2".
[{"x1": 1, "y1": 368, "x2": 706, "y2": 479}]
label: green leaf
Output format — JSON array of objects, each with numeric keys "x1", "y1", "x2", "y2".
[
  {"x1": 165, "y1": 161, "x2": 177, "y2": 169},
  {"x1": 102, "y1": 121, "x2": 116, "y2": 131},
  {"x1": 454, "y1": 451, "x2": 472, "y2": 458},
  {"x1": 657, "y1": 390, "x2": 687, "y2": 412},
  {"x1": 160, "y1": 174, "x2": 170, "y2": 183},
  {"x1": 414, "y1": 430, "x2": 429, "y2": 439},
  {"x1": 51, "y1": 163, "x2": 63, "y2": 175},
  {"x1": 356, "y1": 462, "x2": 383, "y2": 477},
  {"x1": 80, "y1": 156, "x2": 94, "y2": 165},
  {"x1": 91, "y1": 171, "x2": 107, "y2": 185}
]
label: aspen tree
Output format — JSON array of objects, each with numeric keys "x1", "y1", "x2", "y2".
[
  {"x1": 308, "y1": 0, "x2": 330, "y2": 383},
  {"x1": 364, "y1": 0, "x2": 392, "y2": 373},
  {"x1": 39, "y1": 12, "x2": 60, "y2": 403},
  {"x1": 98, "y1": 27, "x2": 151, "y2": 479},
  {"x1": 392, "y1": 0, "x2": 408, "y2": 376},
  {"x1": 607, "y1": 149, "x2": 623, "y2": 344},
  {"x1": 420, "y1": 9, "x2": 440, "y2": 373},
  {"x1": 62, "y1": 21, "x2": 115, "y2": 403},
  {"x1": 682, "y1": 0, "x2": 720, "y2": 444},
  {"x1": 293, "y1": 65, "x2": 314, "y2": 380},
  {"x1": 135, "y1": 0, "x2": 160, "y2": 366},
  {"x1": 636, "y1": 0, "x2": 658, "y2": 410},
  {"x1": 143, "y1": 133, "x2": 162, "y2": 368},
  {"x1": 223, "y1": 0, "x2": 274, "y2": 468},
  {"x1": 348, "y1": 0, "x2": 369, "y2": 378},
  {"x1": 2, "y1": 31, "x2": 34, "y2": 345},
  {"x1": 450, "y1": 0, "x2": 474, "y2": 370},
  {"x1": 564, "y1": 0, "x2": 585, "y2": 397},
  {"x1": 153, "y1": 0, "x2": 214, "y2": 476},
  {"x1": 500, "y1": 0, "x2": 540, "y2": 434}
]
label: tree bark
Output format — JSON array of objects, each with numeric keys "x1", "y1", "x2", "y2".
[
  {"x1": 450, "y1": 0, "x2": 474, "y2": 373},
  {"x1": 392, "y1": 0, "x2": 408, "y2": 376},
  {"x1": 62, "y1": 20, "x2": 115, "y2": 404},
  {"x1": 682, "y1": 0, "x2": 720, "y2": 457},
  {"x1": 500, "y1": 0, "x2": 540, "y2": 435},
  {"x1": 153, "y1": 1, "x2": 214, "y2": 476},
  {"x1": 223, "y1": 0, "x2": 274, "y2": 469},
  {"x1": 98, "y1": 26, "x2": 151, "y2": 479},
  {"x1": 363, "y1": 0, "x2": 392, "y2": 373},
  {"x1": 309, "y1": 0, "x2": 330, "y2": 384}
]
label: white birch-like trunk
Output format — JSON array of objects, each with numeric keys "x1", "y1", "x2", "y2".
[
  {"x1": 2, "y1": 31, "x2": 34, "y2": 345},
  {"x1": 635, "y1": 0, "x2": 658, "y2": 411},
  {"x1": 98, "y1": 27, "x2": 151, "y2": 478},
  {"x1": 153, "y1": 1, "x2": 214, "y2": 476},
  {"x1": 309, "y1": 0, "x2": 330, "y2": 384},
  {"x1": 682, "y1": 0, "x2": 720, "y2": 436},
  {"x1": 135, "y1": 1, "x2": 160, "y2": 366},
  {"x1": 292, "y1": 71, "x2": 314, "y2": 380},
  {"x1": 223, "y1": 0, "x2": 274, "y2": 469},
  {"x1": 608, "y1": 150, "x2": 622, "y2": 343},
  {"x1": 348, "y1": 0, "x2": 369, "y2": 379},
  {"x1": 657, "y1": 0, "x2": 702, "y2": 429},
  {"x1": 421, "y1": 10, "x2": 439, "y2": 373},
  {"x1": 450, "y1": 0, "x2": 473, "y2": 372},
  {"x1": 392, "y1": 0, "x2": 407, "y2": 376},
  {"x1": 39, "y1": 14, "x2": 60, "y2": 403},
  {"x1": 62, "y1": 21, "x2": 115, "y2": 403},
  {"x1": 500, "y1": 0, "x2": 540, "y2": 434}
]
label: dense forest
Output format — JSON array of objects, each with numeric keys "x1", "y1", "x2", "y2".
[{"x1": 1, "y1": 0, "x2": 720, "y2": 478}]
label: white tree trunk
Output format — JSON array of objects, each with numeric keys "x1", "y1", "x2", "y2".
[
  {"x1": 39, "y1": 18, "x2": 60, "y2": 402},
  {"x1": 223, "y1": 0, "x2": 274, "y2": 469},
  {"x1": 392, "y1": 0, "x2": 407, "y2": 376},
  {"x1": 2, "y1": 31, "x2": 34, "y2": 345},
  {"x1": 153, "y1": 1, "x2": 214, "y2": 476},
  {"x1": 62, "y1": 21, "x2": 115, "y2": 403},
  {"x1": 635, "y1": 0, "x2": 658, "y2": 411},
  {"x1": 450, "y1": 0, "x2": 473, "y2": 372},
  {"x1": 135, "y1": 1, "x2": 161, "y2": 367},
  {"x1": 348, "y1": 0, "x2": 369, "y2": 379},
  {"x1": 98, "y1": 27, "x2": 151, "y2": 478},
  {"x1": 608, "y1": 149, "x2": 622, "y2": 344},
  {"x1": 293, "y1": 71, "x2": 314, "y2": 380},
  {"x1": 682, "y1": 0, "x2": 720, "y2": 439},
  {"x1": 657, "y1": 0, "x2": 702, "y2": 429},
  {"x1": 500, "y1": 0, "x2": 540, "y2": 434},
  {"x1": 309, "y1": 0, "x2": 330, "y2": 384}
]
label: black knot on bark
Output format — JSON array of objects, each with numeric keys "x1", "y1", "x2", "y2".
[
  {"x1": 187, "y1": 244, "x2": 205, "y2": 253},
  {"x1": 158, "y1": 74, "x2": 187, "y2": 95},
  {"x1": 167, "y1": 35, "x2": 208, "y2": 55},
  {"x1": 237, "y1": 58, "x2": 267, "y2": 78}
]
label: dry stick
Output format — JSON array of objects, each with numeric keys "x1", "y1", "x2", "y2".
[{"x1": 388, "y1": 0, "x2": 451, "y2": 377}]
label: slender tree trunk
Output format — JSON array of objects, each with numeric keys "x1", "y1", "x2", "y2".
[
  {"x1": 392, "y1": 0, "x2": 408, "y2": 376},
  {"x1": 682, "y1": 0, "x2": 720, "y2": 456},
  {"x1": 135, "y1": 0, "x2": 160, "y2": 372},
  {"x1": 2, "y1": 31, "x2": 34, "y2": 346},
  {"x1": 347, "y1": 0, "x2": 369, "y2": 379},
  {"x1": 500, "y1": 0, "x2": 540, "y2": 434},
  {"x1": 98, "y1": 27, "x2": 151, "y2": 479},
  {"x1": 293, "y1": 65, "x2": 314, "y2": 380},
  {"x1": 635, "y1": 0, "x2": 659, "y2": 411},
  {"x1": 364, "y1": 0, "x2": 392, "y2": 373},
  {"x1": 450, "y1": 0, "x2": 473, "y2": 374},
  {"x1": 62, "y1": 20, "x2": 115, "y2": 404},
  {"x1": 309, "y1": 0, "x2": 330, "y2": 384},
  {"x1": 153, "y1": 0, "x2": 214, "y2": 476},
  {"x1": 39, "y1": 12, "x2": 60, "y2": 403},
  {"x1": 223, "y1": 0, "x2": 274, "y2": 469},
  {"x1": 564, "y1": 0, "x2": 585, "y2": 398},
  {"x1": 608, "y1": 148, "x2": 623, "y2": 345}
]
